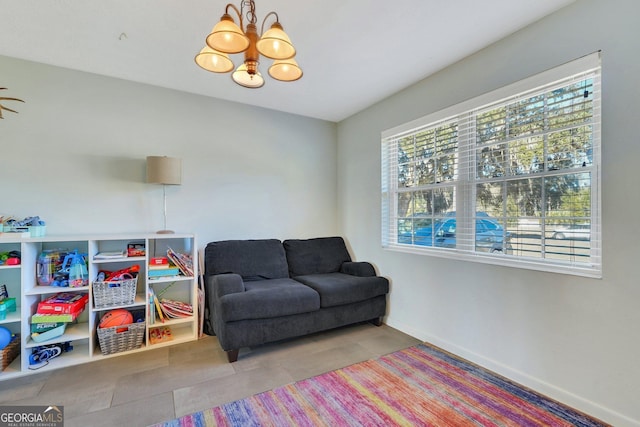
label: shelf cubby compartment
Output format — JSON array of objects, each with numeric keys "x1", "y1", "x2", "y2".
[
  {"x1": 24, "y1": 341, "x2": 91, "y2": 374},
  {"x1": 148, "y1": 321, "x2": 195, "y2": 348},
  {"x1": 25, "y1": 322, "x2": 91, "y2": 349},
  {"x1": 0, "y1": 310, "x2": 21, "y2": 325},
  {"x1": 0, "y1": 253, "x2": 21, "y2": 328}
]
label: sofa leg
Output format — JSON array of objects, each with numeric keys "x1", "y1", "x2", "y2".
[
  {"x1": 226, "y1": 349, "x2": 239, "y2": 363},
  {"x1": 369, "y1": 317, "x2": 383, "y2": 327}
]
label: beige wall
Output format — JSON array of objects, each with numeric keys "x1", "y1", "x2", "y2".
[
  {"x1": 0, "y1": 56, "x2": 338, "y2": 245},
  {"x1": 337, "y1": 0, "x2": 640, "y2": 425}
]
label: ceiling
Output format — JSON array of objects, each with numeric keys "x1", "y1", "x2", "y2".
[{"x1": 0, "y1": 0, "x2": 575, "y2": 122}]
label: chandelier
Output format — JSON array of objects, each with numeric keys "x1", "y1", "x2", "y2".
[{"x1": 195, "y1": 0, "x2": 302, "y2": 88}]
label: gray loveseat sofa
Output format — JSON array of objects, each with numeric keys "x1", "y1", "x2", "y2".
[{"x1": 204, "y1": 237, "x2": 389, "y2": 362}]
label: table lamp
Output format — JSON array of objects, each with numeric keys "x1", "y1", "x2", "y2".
[{"x1": 146, "y1": 156, "x2": 182, "y2": 234}]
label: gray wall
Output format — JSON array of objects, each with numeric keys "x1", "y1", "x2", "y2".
[
  {"x1": 0, "y1": 56, "x2": 338, "y2": 244},
  {"x1": 337, "y1": 0, "x2": 640, "y2": 425}
]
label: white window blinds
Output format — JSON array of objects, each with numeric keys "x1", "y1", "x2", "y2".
[{"x1": 382, "y1": 52, "x2": 601, "y2": 277}]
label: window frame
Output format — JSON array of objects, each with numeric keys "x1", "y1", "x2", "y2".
[{"x1": 381, "y1": 52, "x2": 601, "y2": 278}]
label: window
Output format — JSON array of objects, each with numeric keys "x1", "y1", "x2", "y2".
[{"x1": 382, "y1": 52, "x2": 601, "y2": 278}]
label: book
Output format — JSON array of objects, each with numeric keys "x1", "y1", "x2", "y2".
[
  {"x1": 93, "y1": 250, "x2": 126, "y2": 260},
  {"x1": 148, "y1": 267, "x2": 180, "y2": 278},
  {"x1": 159, "y1": 299, "x2": 193, "y2": 318},
  {"x1": 166, "y1": 247, "x2": 194, "y2": 276},
  {"x1": 148, "y1": 262, "x2": 176, "y2": 270},
  {"x1": 147, "y1": 288, "x2": 156, "y2": 325},
  {"x1": 150, "y1": 288, "x2": 165, "y2": 323}
]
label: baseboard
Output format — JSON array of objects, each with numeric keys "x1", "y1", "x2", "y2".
[{"x1": 385, "y1": 319, "x2": 639, "y2": 427}]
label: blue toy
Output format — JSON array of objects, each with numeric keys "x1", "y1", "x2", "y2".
[
  {"x1": 29, "y1": 342, "x2": 73, "y2": 368},
  {"x1": 61, "y1": 250, "x2": 88, "y2": 287},
  {"x1": 0, "y1": 326, "x2": 12, "y2": 350}
]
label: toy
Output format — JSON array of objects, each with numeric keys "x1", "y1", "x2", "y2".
[
  {"x1": 4, "y1": 216, "x2": 43, "y2": 228},
  {"x1": 36, "y1": 249, "x2": 88, "y2": 287},
  {"x1": 0, "y1": 298, "x2": 16, "y2": 313},
  {"x1": 37, "y1": 293, "x2": 89, "y2": 315},
  {"x1": 105, "y1": 264, "x2": 140, "y2": 281},
  {"x1": 0, "y1": 326, "x2": 11, "y2": 350},
  {"x1": 31, "y1": 324, "x2": 66, "y2": 343},
  {"x1": 29, "y1": 342, "x2": 73, "y2": 367},
  {"x1": 99, "y1": 309, "x2": 133, "y2": 329},
  {"x1": 0, "y1": 251, "x2": 20, "y2": 266},
  {"x1": 127, "y1": 241, "x2": 146, "y2": 257},
  {"x1": 61, "y1": 250, "x2": 88, "y2": 287},
  {"x1": 37, "y1": 250, "x2": 68, "y2": 286}
]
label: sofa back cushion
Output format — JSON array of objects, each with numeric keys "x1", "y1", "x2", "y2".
[
  {"x1": 205, "y1": 239, "x2": 289, "y2": 281},
  {"x1": 283, "y1": 237, "x2": 352, "y2": 276}
]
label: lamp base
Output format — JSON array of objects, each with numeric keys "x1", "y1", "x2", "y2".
[{"x1": 156, "y1": 229, "x2": 175, "y2": 234}]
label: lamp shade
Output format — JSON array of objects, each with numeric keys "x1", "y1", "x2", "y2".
[
  {"x1": 195, "y1": 46, "x2": 234, "y2": 73},
  {"x1": 206, "y1": 15, "x2": 250, "y2": 54},
  {"x1": 268, "y1": 58, "x2": 303, "y2": 82},
  {"x1": 232, "y1": 63, "x2": 265, "y2": 88},
  {"x1": 146, "y1": 156, "x2": 182, "y2": 185},
  {"x1": 256, "y1": 22, "x2": 295, "y2": 60}
]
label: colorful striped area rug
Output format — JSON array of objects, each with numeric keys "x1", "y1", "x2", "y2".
[{"x1": 153, "y1": 343, "x2": 609, "y2": 427}]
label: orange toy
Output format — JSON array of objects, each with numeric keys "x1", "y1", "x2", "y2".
[{"x1": 99, "y1": 309, "x2": 133, "y2": 329}]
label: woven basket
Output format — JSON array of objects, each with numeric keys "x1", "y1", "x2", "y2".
[
  {"x1": 1, "y1": 334, "x2": 20, "y2": 371},
  {"x1": 97, "y1": 322, "x2": 145, "y2": 355},
  {"x1": 92, "y1": 277, "x2": 138, "y2": 309}
]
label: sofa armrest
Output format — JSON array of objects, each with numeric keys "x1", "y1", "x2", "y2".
[
  {"x1": 209, "y1": 273, "x2": 245, "y2": 298},
  {"x1": 340, "y1": 261, "x2": 376, "y2": 277}
]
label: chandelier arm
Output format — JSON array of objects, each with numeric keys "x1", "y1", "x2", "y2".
[{"x1": 260, "y1": 11, "x2": 280, "y2": 35}]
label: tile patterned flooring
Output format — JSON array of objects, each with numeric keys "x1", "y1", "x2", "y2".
[{"x1": 0, "y1": 323, "x2": 421, "y2": 426}]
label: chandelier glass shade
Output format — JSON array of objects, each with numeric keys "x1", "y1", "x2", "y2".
[
  {"x1": 269, "y1": 58, "x2": 303, "y2": 82},
  {"x1": 195, "y1": 46, "x2": 234, "y2": 73},
  {"x1": 206, "y1": 15, "x2": 249, "y2": 54},
  {"x1": 256, "y1": 22, "x2": 295, "y2": 60},
  {"x1": 195, "y1": 0, "x2": 302, "y2": 87},
  {"x1": 232, "y1": 63, "x2": 265, "y2": 88}
]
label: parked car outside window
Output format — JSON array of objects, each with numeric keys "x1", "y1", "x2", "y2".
[
  {"x1": 399, "y1": 213, "x2": 512, "y2": 254},
  {"x1": 551, "y1": 224, "x2": 590, "y2": 240}
]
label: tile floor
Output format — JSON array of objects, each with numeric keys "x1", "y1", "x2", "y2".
[{"x1": 0, "y1": 323, "x2": 421, "y2": 426}]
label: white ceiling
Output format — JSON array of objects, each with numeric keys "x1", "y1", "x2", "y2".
[{"x1": 0, "y1": 0, "x2": 575, "y2": 122}]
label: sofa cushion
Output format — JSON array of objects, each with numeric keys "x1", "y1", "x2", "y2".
[
  {"x1": 205, "y1": 239, "x2": 289, "y2": 281},
  {"x1": 218, "y1": 278, "x2": 320, "y2": 322},
  {"x1": 283, "y1": 237, "x2": 352, "y2": 277},
  {"x1": 293, "y1": 273, "x2": 389, "y2": 308}
]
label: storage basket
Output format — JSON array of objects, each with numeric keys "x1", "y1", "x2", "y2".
[
  {"x1": 1, "y1": 334, "x2": 20, "y2": 371},
  {"x1": 97, "y1": 322, "x2": 145, "y2": 355},
  {"x1": 92, "y1": 277, "x2": 138, "y2": 309}
]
